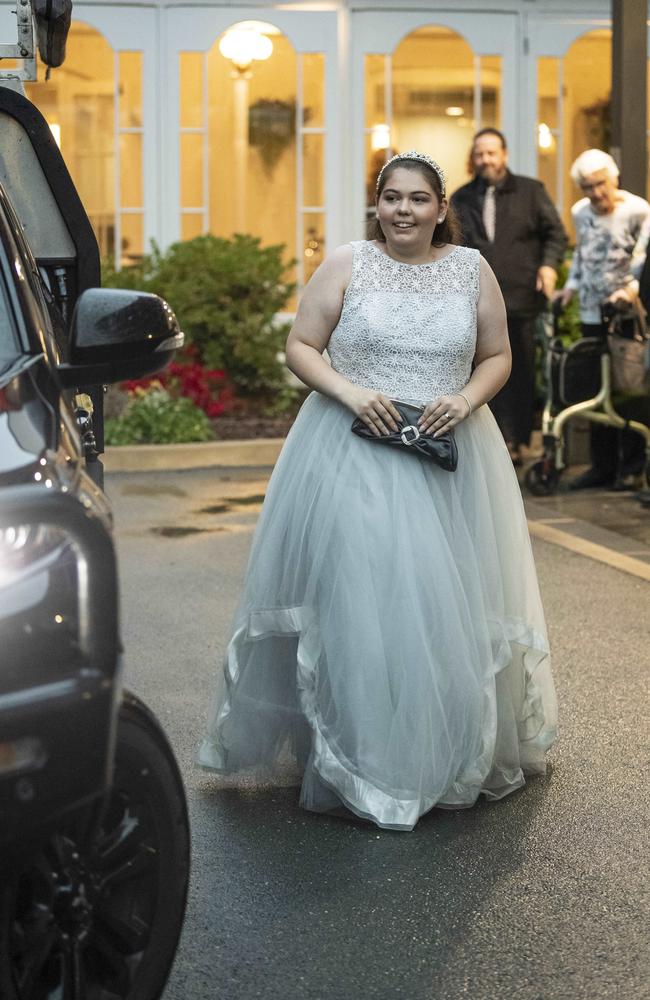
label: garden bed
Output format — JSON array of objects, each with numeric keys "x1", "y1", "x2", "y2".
[{"x1": 210, "y1": 413, "x2": 297, "y2": 440}]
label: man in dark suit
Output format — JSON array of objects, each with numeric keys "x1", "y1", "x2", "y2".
[{"x1": 450, "y1": 128, "x2": 567, "y2": 464}]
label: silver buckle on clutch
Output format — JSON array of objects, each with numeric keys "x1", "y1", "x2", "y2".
[{"x1": 400, "y1": 424, "x2": 420, "y2": 446}]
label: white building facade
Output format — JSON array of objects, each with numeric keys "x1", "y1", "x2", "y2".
[{"x1": 3, "y1": 0, "x2": 645, "y2": 293}]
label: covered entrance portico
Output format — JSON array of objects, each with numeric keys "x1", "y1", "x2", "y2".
[{"x1": 3, "y1": 0, "x2": 646, "y2": 280}]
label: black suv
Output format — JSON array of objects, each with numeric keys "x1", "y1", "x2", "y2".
[{"x1": 0, "y1": 59, "x2": 189, "y2": 1000}]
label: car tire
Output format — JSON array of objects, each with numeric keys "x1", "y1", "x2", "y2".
[{"x1": 0, "y1": 690, "x2": 190, "y2": 1000}]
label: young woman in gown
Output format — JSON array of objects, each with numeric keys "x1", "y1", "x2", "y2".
[{"x1": 198, "y1": 151, "x2": 558, "y2": 832}]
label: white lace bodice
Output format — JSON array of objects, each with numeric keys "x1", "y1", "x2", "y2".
[{"x1": 328, "y1": 241, "x2": 480, "y2": 404}]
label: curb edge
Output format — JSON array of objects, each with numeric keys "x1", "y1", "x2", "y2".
[{"x1": 103, "y1": 438, "x2": 285, "y2": 473}]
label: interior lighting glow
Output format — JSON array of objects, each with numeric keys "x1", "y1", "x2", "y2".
[
  {"x1": 371, "y1": 123, "x2": 391, "y2": 151},
  {"x1": 445, "y1": 106, "x2": 464, "y2": 117},
  {"x1": 48, "y1": 123, "x2": 61, "y2": 148},
  {"x1": 219, "y1": 26, "x2": 273, "y2": 72},
  {"x1": 538, "y1": 122, "x2": 554, "y2": 151}
]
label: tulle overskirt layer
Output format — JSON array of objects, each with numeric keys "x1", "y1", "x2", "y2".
[{"x1": 198, "y1": 392, "x2": 557, "y2": 831}]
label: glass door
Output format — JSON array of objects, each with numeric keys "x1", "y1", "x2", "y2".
[
  {"x1": 21, "y1": 5, "x2": 157, "y2": 265},
  {"x1": 351, "y1": 9, "x2": 518, "y2": 238},
  {"x1": 164, "y1": 7, "x2": 340, "y2": 294},
  {"x1": 527, "y1": 16, "x2": 625, "y2": 234}
]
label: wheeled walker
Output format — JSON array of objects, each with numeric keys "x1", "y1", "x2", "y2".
[{"x1": 525, "y1": 302, "x2": 650, "y2": 496}]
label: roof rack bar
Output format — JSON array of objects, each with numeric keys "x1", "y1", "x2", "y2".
[{"x1": 0, "y1": 0, "x2": 37, "y2": 82}]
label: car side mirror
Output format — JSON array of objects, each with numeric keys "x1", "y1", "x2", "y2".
[{"x1": 56, "y1": 287, "x2": 184, "y2": 389}]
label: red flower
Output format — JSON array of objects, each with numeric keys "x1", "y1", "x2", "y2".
[{"x1": 121, "y1": 347, "x2": 236, "y2": 418}]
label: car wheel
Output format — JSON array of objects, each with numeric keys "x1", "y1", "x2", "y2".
[{"x1": 0, "y1": 691, "x2": 190, "y2": 1000}]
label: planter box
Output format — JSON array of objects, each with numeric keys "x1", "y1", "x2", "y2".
[{"x1": 103, "y1": 438, "x2": 285, "y2": 473}]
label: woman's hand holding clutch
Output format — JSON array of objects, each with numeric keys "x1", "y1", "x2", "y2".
[
  {"x1": 341, "y1": 385, "x2": 404, "y2": 438},
  {"x1": 418, "y1": 393, "x2": 473, "y2": 438}
]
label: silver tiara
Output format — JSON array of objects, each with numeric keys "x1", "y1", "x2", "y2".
[{"x1": 376, "y1": 151, "x2": 446, "y2": 197}]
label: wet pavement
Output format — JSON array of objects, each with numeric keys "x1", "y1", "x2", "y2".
[
  {"x1": 516, "y1": 458, "x2": 650, "y2": 573},
  {"x1": 104, "y1": 464, "x2": 650, "y2": 1000},
  {"x1": 523, "y1": 479, "x2": 650, "y2": 552},
  {"x1": 512, "y1": 423, "x2": 650, "y2": 556}
]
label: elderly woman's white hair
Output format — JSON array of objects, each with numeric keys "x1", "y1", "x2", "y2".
[{"x1": 570, "y1": 149, "x2": 620, "y2": 185}]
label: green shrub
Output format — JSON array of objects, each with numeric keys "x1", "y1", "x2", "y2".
[
  {"x1": 534, "y1": 253, "x2": 582, "y2": 408},
  {"x1": 105, "y1": 387, "x2": 214, "y2": 445},
  {"x1": 555, "y1": 255, "x2": 582, "y2": 344},
  {"x1": 101, "y1": 247, "x2": 162, "y2": 293},
  {"x1": 103, "y1": 234, "x2": 297, "y2": 408}
]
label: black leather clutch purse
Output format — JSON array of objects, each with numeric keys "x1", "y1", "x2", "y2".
[{"x1": 351, "y1": 399, "x2": 458, "y2": 471}]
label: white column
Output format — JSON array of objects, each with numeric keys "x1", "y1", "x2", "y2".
[
  {"x1": 350, "y1": 21, "x2": 367, "y2": 242},
  {"x1": 233, "y1": 73, "x2": 248, "y2": 234}
]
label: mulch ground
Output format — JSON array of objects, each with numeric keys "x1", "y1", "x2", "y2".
[
  {"x1": 210, "y1": 413, "x2": 298, "y2": 440},
  {"x1": 104, "y1": 383, "x2": 306, "y2": 441}
]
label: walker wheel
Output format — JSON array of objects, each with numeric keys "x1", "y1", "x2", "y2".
[{"x1": 525, "y1": 460, "x2": 560, "y2": 496}]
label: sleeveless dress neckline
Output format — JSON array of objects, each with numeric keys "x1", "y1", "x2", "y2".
[
  {"x1": 328, "y1": 241, "x2": 480, "y2": 405},
  {"x1": 367, "y1": 240, "x2": 462, "y2": 268},
  {"x1": 198, "y1": 239, "x2": 557, "y2": 831}
]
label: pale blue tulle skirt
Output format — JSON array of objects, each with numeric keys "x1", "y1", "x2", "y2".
[{"x1": 198, "y1": 392, "x2": 557, "y2": 831}]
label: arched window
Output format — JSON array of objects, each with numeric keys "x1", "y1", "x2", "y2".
[
  {"x1": 179, "y1": 21, "x2": 325, "y2": 291},
  {"x1": 364, "y1": 25, "x2": 502, "y2": 221},
  {"x1": 23, "y1": 21, "x2": 144, "y2": 264},
  {"x1": 537, "y1": 30, "x2": 611, "y2": 233}
]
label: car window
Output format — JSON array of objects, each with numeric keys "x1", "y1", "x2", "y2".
[{"x1": 0, "y1": 272, "x2": 22, "y2": 371}]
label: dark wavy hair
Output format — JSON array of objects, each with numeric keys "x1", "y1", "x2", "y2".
[
  {"x1": 472, "y1": 127, "x2": 507, "y2": 149},
  {"x1": 368, "y1": 157, "x2": 461, "y2": 246}
]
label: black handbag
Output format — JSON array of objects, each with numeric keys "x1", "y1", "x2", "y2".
[
  {"x1": 601, "y1": 301, "x2": 650, "y2": 395},
  {"x1": 351, "y1": 399, "x2": 458, "y2": 471}
]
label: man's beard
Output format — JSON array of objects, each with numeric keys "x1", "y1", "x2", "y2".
[{"x1": 477, "y1": 165, "x2": 503, "y2": 182}]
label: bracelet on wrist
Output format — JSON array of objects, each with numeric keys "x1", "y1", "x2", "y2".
[{"x1": 456, "y1": 392, "x2": 473, "y2": 416}]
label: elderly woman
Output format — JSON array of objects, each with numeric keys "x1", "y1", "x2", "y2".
[{"x1": 556, "y1": 148, "x2": 650, "y2": 489}]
